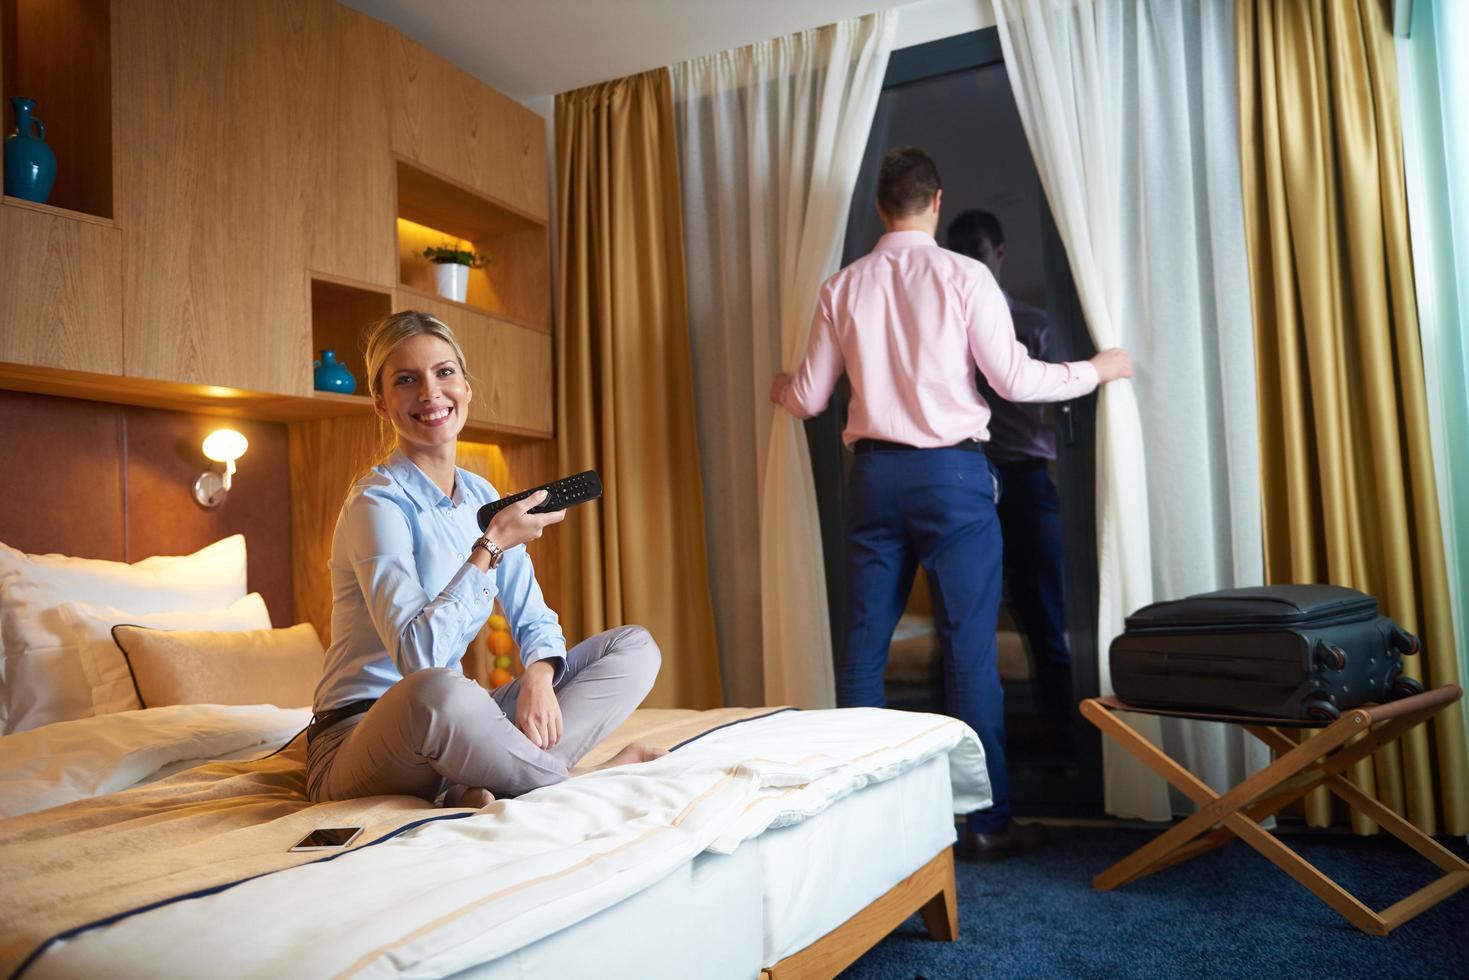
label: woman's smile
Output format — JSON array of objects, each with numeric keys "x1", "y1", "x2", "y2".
[{"x1": 412, "y1": 405, "x2": 455, "y2": 426}]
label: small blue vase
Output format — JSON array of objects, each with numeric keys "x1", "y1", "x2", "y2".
[
  {"x1": 4, "y1": 97, "x2": 56, "y2": 204},
  {"x1": 313, "y1": 350, "x2": 357, "y2": 394}
]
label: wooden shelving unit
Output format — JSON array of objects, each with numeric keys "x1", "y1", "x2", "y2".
[
  {"x1": 0, "y1": 0, "x2": 554, "y2": 444},
  {"x1": 395, "y1": 158, "x2": 551, "y2": 332},
  {"x1": 1, "y1": 0, "x2": 112, "y2": 219},
  {"x1": 309, "y1": 275, "x2": 392, "y2": 398}
]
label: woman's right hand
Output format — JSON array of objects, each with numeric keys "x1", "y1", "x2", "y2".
[{"x1": 486, "y1": 490, "x2": 567, "y2": 550}]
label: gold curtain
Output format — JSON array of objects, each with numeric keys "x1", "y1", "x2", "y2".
[
  {"x1": 554, "y1": 69, "x2": 723, "y2": 709},
  {"x1": 1237, "y1": 0, "x2": 1467, "y2": 835}
]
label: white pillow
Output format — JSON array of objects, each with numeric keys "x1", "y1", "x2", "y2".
[
  {"x1": 0, "y1": 535, "x2": 248, "y2": 651},
  {"x1": 65, "y1": 592, "x2": 274, "y2": 717},
  {"x1": 3, "y1": 650, "x2": 91, "y2": 735},
  {"x1": 0, "y1": 536, "x2": 250, "y2": 732},
  {"x1": 1, "y1": 592, "x2": 271, "y2": 734}
]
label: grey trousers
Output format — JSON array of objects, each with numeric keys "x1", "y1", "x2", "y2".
[{"x1": 306, "y1": 625, "x2": 660, "y2": 803}]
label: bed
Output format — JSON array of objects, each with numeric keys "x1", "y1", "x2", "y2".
[
  {"x1": 1, "y1": 702, "x2": 988, "y2": 979},
  {"x1": 0, "y1": 439, "x2": 991, "y2": 980}
]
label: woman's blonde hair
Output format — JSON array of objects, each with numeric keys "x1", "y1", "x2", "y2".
[{"x1": 362, "y1": 310, "x2": 473, "y2": 400}]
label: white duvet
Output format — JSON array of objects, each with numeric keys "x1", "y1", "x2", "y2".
[
  {"x1": 4, "y1": 704, "x2": 989, "y2": 979},
  {"x1": 0, "y1": 704, "x2": 310, "y2": 819}
]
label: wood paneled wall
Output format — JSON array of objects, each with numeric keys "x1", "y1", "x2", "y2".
[
  {"x1": 388, "y1": 34, "x2": 549, "y2": 220},
  {"x1": 0, "y1": 390, "x2": 294, "y2": 625},
  {"x1": 2, "y1": 0, "x2": 553, "y2": 439},
  {"x1": 114, "y1": 0, "x2": 316, "y2": 396},
  {"x1": 0, "y1": 201, "x2": 121, "y2": 374}
]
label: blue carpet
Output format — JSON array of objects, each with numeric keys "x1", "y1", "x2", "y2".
[{"x1": 842, "y1": 826, "x2": 1469, "y2": 979}]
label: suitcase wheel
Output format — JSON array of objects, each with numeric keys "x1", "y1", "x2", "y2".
[
  {"x1": 1390, "y1": 675, "x2": 1425, "y2": 700},
  {"x1": 1390, "y1": 628, "x2": 1421, "y2": 656},
  {"x1": 1301, "y1": 698, "x2": 1341, "y2": 723},
  {"x1": 1314, "y1": 643, "x2": 1348, "y2": 671}
]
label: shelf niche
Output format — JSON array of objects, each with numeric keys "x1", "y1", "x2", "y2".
[
  {"x1": 309, "y1": 278, "x2": 391, "y2": 403},
  {"x1": 1, "y1": 0, "x2": 112, "y2": 219},
  {"x1": 395, "y1": 158, "x2": 550, "y2": 332}
]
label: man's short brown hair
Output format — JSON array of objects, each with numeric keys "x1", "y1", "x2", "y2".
[{"x1": 877, "y1": 147, "x2": 941, "y2": 218}]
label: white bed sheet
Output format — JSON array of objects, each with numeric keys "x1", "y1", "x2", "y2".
[
  {"x1": 438, "y1": 754, "x2": 955, "y2": 978},
  {"x1": 449, "y1": 837, "x2": 765, "y2": 979},
  {"x1": 755, "y1": 751, "x2": 955, "y2": 965}
]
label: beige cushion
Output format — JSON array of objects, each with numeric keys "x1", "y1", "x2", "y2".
[{"x1": 111, "y1": 623, "x2": 324, "y2": 709}]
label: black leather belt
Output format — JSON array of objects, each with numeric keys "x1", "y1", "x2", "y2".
[
  {"x1": 852, "y1": 438, "x2": 983, "y2": 454},
  {"x1": 307, "y1": 698, "x2": 376, "y2": 742}
]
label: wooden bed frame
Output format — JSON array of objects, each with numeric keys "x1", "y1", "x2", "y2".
[{"x1": 761, "y1": 847, "x2": 958, "y2": 979}]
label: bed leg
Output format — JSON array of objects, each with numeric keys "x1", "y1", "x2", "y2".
[{"x1": 918, "y1": 850, "x2": 959, "y2": 941}]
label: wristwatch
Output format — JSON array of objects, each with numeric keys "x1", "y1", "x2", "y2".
[{"x1": 472, "y1": 534, "x2": 505, "y2": 569}]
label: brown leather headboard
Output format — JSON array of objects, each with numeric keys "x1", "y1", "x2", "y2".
[{"x1": 0, "y1": 390, "x2": 292, "y2": 625}]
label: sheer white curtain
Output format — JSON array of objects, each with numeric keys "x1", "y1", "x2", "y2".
[
  {"x1": 1397, "y1": 0, "x2": 1469, "y2": 754},
  {"x1": 673, "y1": 13, "x2": 895, "y2": 708},
  {"x1": 992, "y1": 0, "x2": 1268, "y2": 818}
]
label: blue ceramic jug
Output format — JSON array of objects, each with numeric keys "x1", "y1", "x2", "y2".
[
  {"x1": 313, "y1": 350, "x2": 357, "y2": 394},
  {"x1": 4, "y1": 97, "x2": 56, "y2": 204}
]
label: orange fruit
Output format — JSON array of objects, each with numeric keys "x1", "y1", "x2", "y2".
[
  {"x1": 488, "y1": 613, "x2": 510, "y2": 632},
  {"x1": 488, "y1": 630, "x2": 513, "y2": 657},
  {"x1": 489, "y1": 667, "x2": 513, "y2": 688}
]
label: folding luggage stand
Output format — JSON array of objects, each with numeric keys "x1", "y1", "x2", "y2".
[{"x1": 1081, "y1": 684, "x2": 1468, "y2": 935}]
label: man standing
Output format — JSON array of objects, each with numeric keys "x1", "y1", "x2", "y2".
[
  {"x1": 948, "y1": 209, "x2": 1076, "y2": 732},
  {"x1": 770, "y1": 148, "x2": 1132, "y2": 859}
]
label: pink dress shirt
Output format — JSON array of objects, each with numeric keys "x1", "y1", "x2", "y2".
[{"x1": 780, "y1": 230, "x2": 1099, "y2": 447}]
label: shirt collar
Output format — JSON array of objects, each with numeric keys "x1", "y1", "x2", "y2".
[
  {"x1": 874, "y1": 230, "x2": 937, "y2": 251},
  {"x1": 385, "y1": 448, "x2": 465, "y2": 511}
]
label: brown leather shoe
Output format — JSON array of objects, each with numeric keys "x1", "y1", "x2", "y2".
[{"x1": 959, "y1": 820, "x2": 1047, "y2": 861}]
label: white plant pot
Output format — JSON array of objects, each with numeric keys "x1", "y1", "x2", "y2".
[{"x1": 433, "y1": 262, "x2": 469, "y2": 303}]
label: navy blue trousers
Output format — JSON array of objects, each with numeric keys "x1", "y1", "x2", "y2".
[
  {"x1": 995, "y1": 459, "x2": 1074, "y2": 722},
  {"x1": 837, "y1": 445, "x2": 1010, "y2": 834}
]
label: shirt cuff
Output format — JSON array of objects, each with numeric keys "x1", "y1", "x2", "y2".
[
  {"x1": 522, "y1": 647, "x2": 567, "y2": 686},
  {"x1": 1070, "y1": 358, "x2": 1100, "y2": 393},
  {"x1": 780, "y1": 382, "x2": 815, "y2": 420},
  {"x1": 443, "y1": 561, "x2": 498, "y2": 615}
]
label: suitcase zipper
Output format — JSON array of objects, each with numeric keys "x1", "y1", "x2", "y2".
[{"x1": 1123, "y1": 608, "x2": 1378, "y2": 634}]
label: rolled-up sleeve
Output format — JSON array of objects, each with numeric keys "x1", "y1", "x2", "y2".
[
  {"x1": 345, "y1": 489, "x2": 498, "y2": 676},
  {"x1": 496, "y1": 547, "x2": 567, "y2": 684}
]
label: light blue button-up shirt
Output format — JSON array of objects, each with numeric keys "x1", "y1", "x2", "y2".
[{"x1": 313, "y1": 449, "x2": 566, "y2": 713}]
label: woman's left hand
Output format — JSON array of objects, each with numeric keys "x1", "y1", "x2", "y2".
[{"x1": 515, "y1": 661, "x2": 562, "y2": 749}]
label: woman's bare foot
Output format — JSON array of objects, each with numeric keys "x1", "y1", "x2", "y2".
[
  {"x1": 461, "y1": 787, "x2": 496, "y2": 808},
  {"x1": 592, "y1": 742, "x2": 669, "y2": 771},
  {"x1": 445, "y1": 785, "x2": 496, "y2": 808}
]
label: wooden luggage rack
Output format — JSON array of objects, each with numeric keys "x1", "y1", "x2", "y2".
[{"x1": 1081, "y1": 684, "x2": 1468, "y2": 935}]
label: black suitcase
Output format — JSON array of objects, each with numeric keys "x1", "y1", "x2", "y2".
[{"x1": 1110, "y1": 585, "x2": 1423, "y2": 721}]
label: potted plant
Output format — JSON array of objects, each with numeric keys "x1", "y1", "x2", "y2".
[{"x1": 422, "y1": 243, "x2": 491, "y2": 303}]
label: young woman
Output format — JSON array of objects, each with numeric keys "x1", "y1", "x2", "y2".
[{"x1": 306, "y1": 311, "x2": 664, "y2": 808}]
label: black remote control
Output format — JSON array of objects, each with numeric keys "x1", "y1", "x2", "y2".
[{"x1": 477, "y1": 470, "x2": 603, "y2": 531}]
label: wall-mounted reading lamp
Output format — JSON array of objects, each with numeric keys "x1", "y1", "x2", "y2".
[{"x1": 194, "y1": 428, "x2": 249, "y2": 508}]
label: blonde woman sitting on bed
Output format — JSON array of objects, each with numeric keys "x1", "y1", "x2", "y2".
[{"x1": 307, "y1": 311, "x2": 664, "y2": 809}]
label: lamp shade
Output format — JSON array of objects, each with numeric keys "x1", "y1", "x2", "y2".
[{"x1": 202, "y1": 428, "x2": 249, "y2": 464}]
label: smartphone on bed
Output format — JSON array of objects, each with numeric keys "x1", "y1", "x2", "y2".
[{"x1": 289, "y1": 826, "x2": 364, "y2": 852}]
